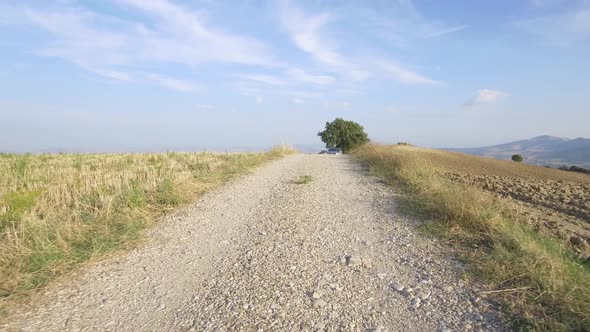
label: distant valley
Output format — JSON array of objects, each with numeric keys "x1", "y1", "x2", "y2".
[{"x1": 447, "y1": 135, "x2": 590, "y2": 168}]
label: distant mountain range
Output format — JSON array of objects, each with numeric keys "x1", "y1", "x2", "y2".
[{"x1": 447, "y1": 135, "x2": 590, "y2": 168}]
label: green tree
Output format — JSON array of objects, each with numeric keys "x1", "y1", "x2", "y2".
[
  {"x1": 317, "y1": 118, "x2": 370, "y2": 153},
  {"x1": 511, "y1": 154, "x2": 523, "y2": 162}
]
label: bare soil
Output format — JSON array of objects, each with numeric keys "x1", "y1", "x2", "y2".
[{"x1": 445, "y1": 171, "x2": 590, "y2": 259}]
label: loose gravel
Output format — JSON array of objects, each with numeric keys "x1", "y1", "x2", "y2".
[{"x1": 2, "y1": 155, "x2": 505, "y2": 331}]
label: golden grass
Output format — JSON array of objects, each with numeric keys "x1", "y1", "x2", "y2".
[
  {"x1": 354, "y1": 144, "x2": 590, "y2": 331},
  {"x1": 403, "y1": 147, "x2": 590, "y2": 184},
  {"x1": 0, "y1": 146, "x2": 295, "y2": 315}
]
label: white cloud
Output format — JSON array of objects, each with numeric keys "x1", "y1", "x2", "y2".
[
  {"x1": 13, "y1": 0, "x2": 278, "y2": 90},
  {"x1": 277, "y1": 0, "x2": 437, "y2": 85},
  {"x1": 290, "y1": 98, "x2": 304, "y2": 104},
  {"x1": 517, "y1": 7, "x2": 590, "y2": 43},
  {"x1": 423, "y1": 25, "x2": 467, "y2": 38},
  {"x1": 147, "y1": 74, "x2": 199, "y2": 92},
  {"x1": 234, "y1": 74, "x2": 288, "y2": 86},
  {"x1": 466, "y1": 89, "x2": 508, "y2": 106},
  {"x1": 379, "y1": 61, "x2": 438, "y2": 85},
  {"x1": 119, "y1": 0, "x2": 278, "y2": 66},
  {"x1": 84, "y1": 66, "x2": 133, "y2": 81},
  {"x1": 286, "y1": 68, "x2": 335, "y2": 85},
  {"x1": 278, "y1": 0, "x2": 344, "y2": 67},
  {"x1": 357, "y1": 1, "x2": 467, "y2": 46}
]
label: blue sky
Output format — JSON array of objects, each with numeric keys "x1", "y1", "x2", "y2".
[{"x1": 1, "y1": 0, "x2": 589, "y2": 152}]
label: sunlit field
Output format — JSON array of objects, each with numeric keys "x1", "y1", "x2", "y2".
[{"x1": 0, "y1": 146, "x2": 293, "y2": 313}]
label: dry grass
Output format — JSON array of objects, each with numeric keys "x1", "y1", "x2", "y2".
[
  {"x1": 354, "y1": 144, "x2": 590, "y2": 331},
  {"x1": 403, "y1": 148, "x2": 590, "y2": 183},
  {"x1": 0, "y1": 146, "x2": 294, "y2": 314}
]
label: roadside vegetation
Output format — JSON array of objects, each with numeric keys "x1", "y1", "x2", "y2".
[
  {"x1": 559, "y1": 165, "x2": 590, "y2": 175},
  {"x1": 354, "y1": 143, "x2": 590, "y2": 331},
  {"x1": 0, "y1": 146, "x2": 294, "y2": 315},
  {"x1": 293, "y1": 175, "x2": 313, "y2": 184}
]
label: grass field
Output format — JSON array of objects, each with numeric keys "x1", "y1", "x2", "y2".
[
  {"x1": 0, "y1": 146, "x2": 293, "y2": 315},
  {"x1": 354, "y1": 144, "x2": 590, "y2": 331}
]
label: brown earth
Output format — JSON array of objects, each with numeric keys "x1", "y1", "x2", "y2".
[{"x1": 444, "y1": 172, "x2": 590, "y2": 259}]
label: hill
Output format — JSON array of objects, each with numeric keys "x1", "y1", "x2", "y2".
[{"x1": 448, "y1": 135, "x2": 590, "y2": 168}]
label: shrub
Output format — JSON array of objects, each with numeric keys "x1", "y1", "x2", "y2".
[
  {"x1": 559, "y1": 165, "x2": 590, "y2": 175},
  {"x1": 511, "y1": 154, "x2": 523, "y2": 162}
]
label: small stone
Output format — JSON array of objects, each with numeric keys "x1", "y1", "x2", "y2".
[
  {"x1": 329, "y1": 283, "x2": 343, "y2": 291},
  {"x1": 442, "y1": 285, "x2": 454, "y2": 293},
  {"x1": 403, "y1": 290, "x2": 413, "y2": 298},
  {"x1": 377, "y1": 273, "x2": 387, "y2": 280},
  {"x1": 391, "y1": 282, "x2": 404, "y2": 292},
  {"x1": 417, "y1": 291, "x2": 431, "y2": 300},
  {"x1": 300, "y1": 322, "x2": 312, "y2": 331},
  {"x1": 347, "y1": 255, "x2": 362, "y2": 267},
  {"x1": 270, "y1": 304, "x2": 280, "y2": 310},
  {"x1": 313, "y1": 298, "x2": 327, "y2": 308},
  {"x1": 410, "y1": 298, "x2": 421, "y2": 308},
  {"x1": 370, "y1": 325, "x2": 386, "y2": 332},
  {"x1": 312, "y1": 291, "x2": 322, "y2": 299}
]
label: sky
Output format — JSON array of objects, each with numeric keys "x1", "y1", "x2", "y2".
[{"x1": 1, "y1": 0, "x2": 589, "y2": 152}]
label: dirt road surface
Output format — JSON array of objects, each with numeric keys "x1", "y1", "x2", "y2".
[{"x1": 2, "y1": 155, "x2": 504, "y2": 331}]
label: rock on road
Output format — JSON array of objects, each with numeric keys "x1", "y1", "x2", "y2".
[{"x1": 2, "y1": 155, "x2": 504, "y2": 332}]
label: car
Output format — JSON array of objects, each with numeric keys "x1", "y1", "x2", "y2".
[{"x1": 326, "y1": 148, "x2": 343, "y2": 155}]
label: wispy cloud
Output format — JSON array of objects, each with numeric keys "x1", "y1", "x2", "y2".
[
  {"x1": 5, "y1": 0, "x2": 447, "y2": 96},
  {"x1": 277, "y1": 0, "x2": 437, "y2": 85},
  {"x1": 147, "y1": 74, "x2": 200, "y2": 92},
  {"x1": 379, "y1": 61, "x2": 439, "y2": 85},
  {"x1": 234, "y1": 74, "x2": 288, "y2": 86},
  {"x1": 119, "y1": 0, "x2": 277, "y2": 66},
  {"x1": 278, "y1": 0, "x2": 344, "y2": 67},
  {"x1": 465, "y1": 89, "x2": 508, "y2": 106},
  {"x1": 10, "y1": 0, "x2": 279, "y2": 91},
  {"x1": 286, "y1": 68, "x2": 335, "y2": 85},
  {"x1": 517, "y1": 6, "x2": 590, "y2": 43},
  {"x1": 423, "y1": 25, "x2": 467, "y2": 38},
  {"x1": 356, "y1": 0, "x2": 467, "y2": 47}
]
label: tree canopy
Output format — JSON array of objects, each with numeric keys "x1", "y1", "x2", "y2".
[{"x1": 317, "y1": 118, "x2": 370, "y2": 153}]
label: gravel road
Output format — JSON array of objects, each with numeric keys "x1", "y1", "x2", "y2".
[{"x1": 2, "y1": 155, "x2": 504, "y2": 332}]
